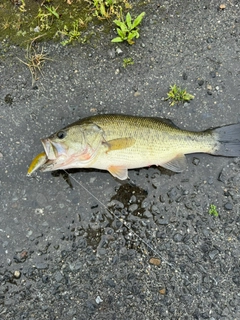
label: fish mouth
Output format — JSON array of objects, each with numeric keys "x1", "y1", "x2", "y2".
[
  {"x1": 41, "y1": 138, "x2": 66, "y2": 160},
  {"x1": 41, "y1": 138, "x2": 56, "y2": 160},
  {"x1": 40, "y1": 138, "x2": 70, "y2": 172}
]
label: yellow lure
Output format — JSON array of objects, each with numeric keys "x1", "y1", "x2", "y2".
[{"x1": 27, "y1": 152, "x2": 47, "y2": 176}]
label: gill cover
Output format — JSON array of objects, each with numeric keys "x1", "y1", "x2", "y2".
[{"x1": 40, "y1": 122, "x2": 106, "y2": 171}]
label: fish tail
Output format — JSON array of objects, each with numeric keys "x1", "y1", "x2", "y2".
[{"x1": 211, "y1": 123, "x2": 240, "y2": 157}]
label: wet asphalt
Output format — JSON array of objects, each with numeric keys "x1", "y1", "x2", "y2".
[{"x1": 1, "y1": 1, "x2": 240, "y2": 319}]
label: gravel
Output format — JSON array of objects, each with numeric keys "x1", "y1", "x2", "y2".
[{"x1": 1, "y1": 0, "x2": 240, "y2": 319}]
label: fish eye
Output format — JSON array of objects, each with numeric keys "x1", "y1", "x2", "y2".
[{"x1": 57, "y1": 130, "x2": 67, "y2": 139}]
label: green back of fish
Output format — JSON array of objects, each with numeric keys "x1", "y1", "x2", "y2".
[{"x1": 67, "y1": 114, "x2": 214, "y2": 155}]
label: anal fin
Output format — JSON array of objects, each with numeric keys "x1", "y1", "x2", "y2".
[
  {"x1": 161, "y1": 154, "x2": 187, "y2": 173},
  {"x1": 108, "y1": 166, "x2": 128, "y2": 180}
]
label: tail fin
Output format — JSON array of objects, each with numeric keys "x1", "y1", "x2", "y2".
[{"x1": 212, "y1": 123, "x2": 240, "y2": 157}]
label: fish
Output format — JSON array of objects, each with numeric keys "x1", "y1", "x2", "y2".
[{"x1": 27, "y1": 114, "x2": 240, "y2": 180}]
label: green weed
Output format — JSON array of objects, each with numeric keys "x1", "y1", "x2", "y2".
[
  {"x1": 58, "y1": 20, "x2": 81, "y2": 46},
  {"x1": 165, "y1": 84, "x2": 194, "y2": 106},
  {"x1": 208, "y1": 204, "x2": 219, "y2": 217},
  {"x1": 36, "y1": 5, "x2": 59, "y2": 31},
  {"x1": 112, "y1": 11, "x2": 145, "y2": 45},
  {"x1": 86, "y1": 0, "x2": 131, "y2": 19},
  {"x1": 45, "y1": 5, "x2": 59, "y2": 19},
  {"x1": 123, "y1": 57, "x2": 134, "y2": 67},
  {"x1": 19, "y1": 0, "x2": 26, "y2": 12}
]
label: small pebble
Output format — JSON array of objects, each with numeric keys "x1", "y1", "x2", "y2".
[
  {"x1": 14, "y1": 270, "x2": 21, "y2": 279},
  {"x1": 159, "y1": 287, "x2": 166, "y2": 295},
  {"x1": 105, "y1": 279, "x2": 115, "y2": 287},
  {"x1": 97, "y1": 248, "x2": 106, "y2": 256},
  {"x1": 143, "y1": 210, "x2": 152, "y2": 218},
  {"x1": 209, "y1": 250, "x2": 219, "y2": 260},
  {"x1": 149, "y1": 257, "x2": 161, "y2": 266},
  {"x1": 134, "y1": 91, "x2": 141, "y2": 97},
  {"x1": 182, "y1": 72, "x2": 188, "y2": 80},
  {"x1": 128, "y1": 204, "x2": 138, "y2": 213},
  {"x1": 96, "y1": 296, "x2": 103, "y2": 304},
  {"x1": 152, "y1": 205, "x2": 160, "y2": 214},
  {"x1": 210, "y1": 71, "x2": 216, "y2": 78},
  {"x1": 141, "y1": 200, "x2": 149, "y2": 208},
  {"x1": 54, "y1": 271, "x2": 63, "y2": 282},
  {"x1": 107, "y1": 49, "x2": 115, "y2": 59},
  {"x1": 167, "y1": 187, "x2": 179, "y2": 201},
  {"x1": 224, "y1": 202, "x2": 233, "y2": 211},
  {"x1": 192, "y1": 157, "x2": 200, "y2": 166},
  {"x1": 158, "y1": 217, "x2": 169, "y2": 225},
  {"x1": 42, "y1": 275, "x2": 50, "y2": 283},
  {"x1": 173, "y1": 233, "x2": 183, "y2": 242},
  {"x1": 34, "y1": 26, "x2": 40, "y2": 33},
  {"x1": 35, "y1": 262, "x2": 49, "y2": 270},
  {"x1": 218, "y1": 169, "x2": 228, "y2": 183},
  {"x1": 208, "y1": 176, "x2": 214, "y2": 185},
  {"x1": 35, "y1": 208, "x2": 44, "y2": 215},
  {"x1": 129, "y1": 195, "x2": 136, "y2": 203},
  {"x1": 116, "y1": 47, "x2": 123, "y2": 55}
]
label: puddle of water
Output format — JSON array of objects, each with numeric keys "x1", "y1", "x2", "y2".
[{"x1": 111, "y1": 183, "x2": 148, "y2": 214}]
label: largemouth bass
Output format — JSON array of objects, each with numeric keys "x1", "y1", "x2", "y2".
[{"x1": 27, "y1": 114, "x2": 240, "y2": 180}]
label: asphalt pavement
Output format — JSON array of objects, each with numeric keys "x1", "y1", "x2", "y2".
[{"x1": 1, "y1": 1, "x2": 240, "y2": 319}]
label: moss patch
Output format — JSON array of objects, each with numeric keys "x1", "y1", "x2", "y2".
[
  {"x1": 0, "y1": 0, "x2": 96, "y2": 46},
  {"x1": 0, "y1": 0, "x2": 145, "y2": 46}
]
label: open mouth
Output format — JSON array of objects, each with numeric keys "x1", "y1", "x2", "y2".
[
  {"x1": 40, "y1": 138, "x2": 71, "y2": 172},
  {"x1": 40, "y1": 138, "x2": 63, "y2": 172},
  {"x1": 41, "y1": 138, "x2": 58, "y2": 160},
  {"x1": 27, "y1": 139, "x2": 69, "y2": 175}
]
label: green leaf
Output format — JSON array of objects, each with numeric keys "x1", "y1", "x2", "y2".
[
  {"x1": 125, "y1": 12, "x2": 132, "y2": 29},
  {"x1": 111, "y1": 37, "x2": 124, "y2": 43},
  {"x1": 113, "y1": 19, "x2": 123, "y2": 27},
  {"x1": 100, "y1": 3, "x2": 106, "y2": 16},
  {"x1": 135, "y1": 31, "x2": 140, "y2": 39},
  {"x1": 132, "y1": 12, "x2": 145, "y2": 29},
  {"x1": 113, "y1": 20, "x2": 128, "y2": 32},
  {"x1": 117, "y1": 28, "x2": 126, "y2": 39},
  {"x1": 128, "y1": 30, "x2": 138, "y2": 40}
]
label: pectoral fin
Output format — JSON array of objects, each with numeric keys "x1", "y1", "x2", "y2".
[
  {"x1": 108, "y1": 166, "x2": 128, "y2": 180},
  {"x1": 161, "y1": 154, "x2": 187, "y2": 173},
  {"x1": 106, "y1": 137, "x2": 135, "y2": 152}
]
